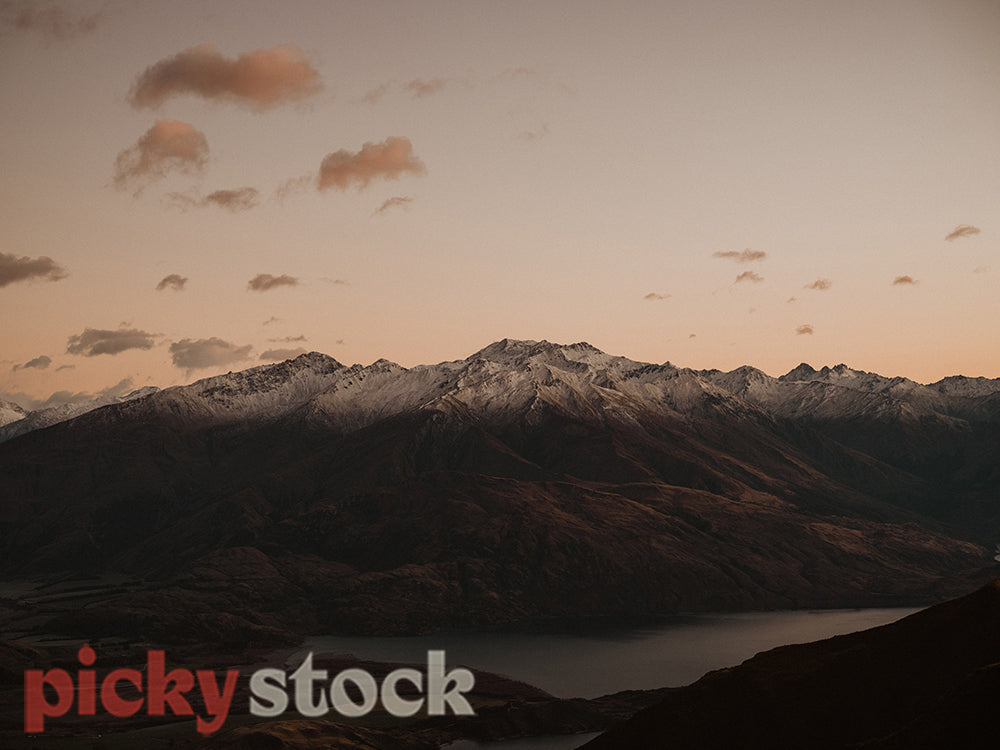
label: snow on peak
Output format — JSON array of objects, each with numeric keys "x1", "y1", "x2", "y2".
[
  {"x1": 781, "y1": 363, "x2": 818, "y2": 381},
  {"x1": 930, "y1": 375, "x2": 1000, "y2": 398},
  {"x1": 177, "y1": 351, "x2": 346, "y2": 418},
  {"x1": 5, "y1": 340, "x2": 1000, "y2": 444},
  {"x1": 470, "y1": 338, "x2": 546, "y2": 362},
  {"x1": 0, "y1": 400, "x2": 28, "y2": 428}
]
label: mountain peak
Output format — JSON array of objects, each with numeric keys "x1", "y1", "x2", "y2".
[
  {"x1": 471, "y1": 338, "x2": 546, "y2": 360},
  {"x1": 780, "y1": 363, "x2": 818, "y2": 381},
  {"x1": 291, "y1": 351, "x2": 344, "y2": 369}
]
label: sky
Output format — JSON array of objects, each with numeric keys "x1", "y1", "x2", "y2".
[{"x1": 1, "y1": 0, "x2": 997, "y2": 409}]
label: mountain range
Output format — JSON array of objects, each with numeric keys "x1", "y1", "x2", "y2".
[{"x1": 1, "y1": 339, "x2": 998, "y2": 642}]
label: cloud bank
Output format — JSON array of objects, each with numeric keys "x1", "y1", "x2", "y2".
[
  {"x1": 128, "y1": 44, "x2": 323, "y2": 110},
  {"x1": 113, "y1": 120, "x2": 208, "y2": 193},
  {"x1": 248, "y1": 273, "x2": 298, "y2": 291},
  {"x1": 0, "y1": 252, "x2": 67, "y2": 287},
  {"x1": 66, "y1": 328, "x2": 159, "y2": 356},
  {"x1": 5, "y1": 378, "x2": 135, "y2": 412},
  {"x1": 169, "y1": 337, "x2": 252, "y2": 370},
  {"x1": 318, "y1": 137, "x2": 427, "y2": 191}
]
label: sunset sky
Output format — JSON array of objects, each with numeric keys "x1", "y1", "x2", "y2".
[{"x1": 1, "y1": 0, "x2": 997, "y2": 409}]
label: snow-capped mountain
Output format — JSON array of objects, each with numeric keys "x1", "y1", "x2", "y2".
[
  {"x1": 0, "y1": 386, "x2": 159, "y2": 442},
  {"x1": 4, "y1": 340, "x2": 998, "y2": 453},
  {"x1": 0, "y1": 400, "x2": 27, "y2": 428},
  {"x1": 22, "y1": 338, "x2": 999, "y2": 436},
  {"x1": 1, "y1": 340, "x2": 997, "y2": 640}
]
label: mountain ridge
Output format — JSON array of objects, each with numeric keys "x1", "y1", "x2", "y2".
[
  {"x1": 4, "y1": 339, "x2": 999, "y2": 444},
  {"x1": 1, "y1": 339, "x2": 997, "y2": 641}
]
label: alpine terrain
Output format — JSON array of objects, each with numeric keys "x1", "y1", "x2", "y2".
[{"x1": 1, "y1": 339, "x2": 998, "y2": 643}]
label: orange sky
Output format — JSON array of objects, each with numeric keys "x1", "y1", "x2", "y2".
[{"x1": 1, "y1": 0, "x2": 997, "y2": 409}]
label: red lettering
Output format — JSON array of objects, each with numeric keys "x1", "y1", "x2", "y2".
[
  {"x1": 78, "y1": 644, "x2": 97, "y2": 716},
  {"x1": 147, "y1": 651, "x2": 194, "y2": 716},
  {"x1": 196, "y1": 669, "x2": 240, "y2": 735},
  {"x1": 24, "y1": 669, "x2": 73, "y2": 733},
  {"x1": 101, "y1": 669, "x2": 143, "y2": 717}
]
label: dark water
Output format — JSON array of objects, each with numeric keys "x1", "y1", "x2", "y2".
[{"x1": 297, "y1": 607, "x2": 919, "y2": 699}]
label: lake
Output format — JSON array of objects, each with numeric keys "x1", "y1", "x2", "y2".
[{"x1": 296, "y1": 607, "x2": 920, "y2": 699}]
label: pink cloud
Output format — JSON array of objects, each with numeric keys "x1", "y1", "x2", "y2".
[
  {"x1": 318, "y1": 137, "x2": 427, "y2": 191},
  {"x1": 113, "y1": 120, "x2": 208, "y2": 193},
  {"x1": 128, "y1": 44, "x2": 323, "y2": 110}
]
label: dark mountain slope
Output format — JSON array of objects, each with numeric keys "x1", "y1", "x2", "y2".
[
  {"x1": 0, "y1": 341, "x2": 996, "y2": 641},
  {"x1": 582, "y1": 578, "x2": 1000, "y2": 749}
]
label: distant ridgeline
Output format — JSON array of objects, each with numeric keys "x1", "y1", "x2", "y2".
[{"x1": 1, "y1": 339, "x2": 998, "y2": 643}]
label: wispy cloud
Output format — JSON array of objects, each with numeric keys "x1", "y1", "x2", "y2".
[
  {"x1": 321, "y1": 277, "x2": 350, "y2": 286},
  {"x1": 273, "y1": 174, "x2": 313, "y2": 202},
  {"x1": 361, "y1": 81, "x2": 393, "y2": 105},
  {"x1": 128, "y1": 44, "x2": 323, "y2": 111},
  {"x1": 260, "y1": 348, "x2": 308, "y2": 361},
  {"x1": 804, "y1": 278, "x2": 832, "y2": 291},
  {"x1": 12, "y1": 355, "x2": 51, "y2": 371},
  {"x1": 517, "y1": 123, "x2": 549, "y2": 142},
  {"x1": 268, "y1": 335, "x2": 307, "y2": 343},
  {"x1": 713, "y1": 249, "x2": 767, "y2": 263},
  {"x1": 945, "y1": 224, "x2": 980, "y2": 241},
  {"x1": 644, "y1": 292, "x2": 669, "y2": 301},
  {"x1": 247, "y1": 273, "x2": 298, "y2": 292},
  {"x1": 404, "y1": 77, "x2": 448, "y2": 98},
  {"x1": 373, "y1": 196, "x2": 413, "y2": 215},
  {"x1": 0, "y1": 1, "x2": 103, "y2": 41},
  {"x1": 364, "y1": 77, "x2": 455, "y2": 104},
  {"x1": 318, "y1": 137, "x2": 427, "y2": 191},
  {"x1": 155, "y1": 274, "x2": 187, "y2": 291},
  {"x1": 113, "y1": 120, "x2": 208, "y2": 194},
  {"x1": 795, "y1": 324, "x2": 814, "y2": 335},
  {"x1": 0, "y1": 252, "x2": 67, "y2": 287},
  {"x1": 892, "y1": 275, "x2": 918, "y2": 286},
  {"x1": 66, "y1": 327, "x2": 159, "y2": 356},
  {"x1": 169, "y1": 337, "x2": 252, "y2": 370},
  {"x1": 735, "y1": 271, "x2": 764, "y2": 283},
  {"x1": 169, "y1": 187, "x2": 259, "y2": 212}
]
